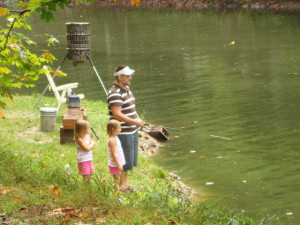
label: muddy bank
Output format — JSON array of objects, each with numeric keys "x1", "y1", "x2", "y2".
[
  {"x1": 70, "y1": 0, "x2": 300, "y2": 11},
  {"x1": 138, "y1": 130, "x2": 194, "y2": 196}
]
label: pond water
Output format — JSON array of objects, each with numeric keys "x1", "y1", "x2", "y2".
[{"x1": 19, "y1": 8, "x2": 300, "y2": 223}]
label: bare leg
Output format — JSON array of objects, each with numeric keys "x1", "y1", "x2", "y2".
[
  {"x1": 121, "y1": 171, "x2": 128, "y2": 190},
  {"x1": 83, "y1": 174, "x2": 92, "y2": 181},
  {"x1": 113, "y1": 174, "x2": 120, "y2": 192},
  {"x1": 120, "y1": 171, "x2": 126, "y2": 189}
]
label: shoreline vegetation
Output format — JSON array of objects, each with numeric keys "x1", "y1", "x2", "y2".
[
  {"x1": 1, "y1": 0, "x2": 300, "y2": 11},
  {"x1": 69, "y1": 0, "x2": 300, "y2": 11},
  {"x1": 0, "y1": 95, "x2": 281, "y2": 224}
]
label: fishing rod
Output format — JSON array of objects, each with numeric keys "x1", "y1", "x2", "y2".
[
  {"x1": 143, "y1": 123, "x2": 231, "y2": 141},
  {"x1": 90, "y1": 127, "x2": 100, "y2": 140},
  {"x1": 164, "y1": 126, "x2": 232, "y2": 140}
]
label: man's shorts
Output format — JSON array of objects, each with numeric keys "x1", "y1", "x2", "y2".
[
  {"x1": 77, "y1": 161, "x2": 94, "y2": 176},
  {"x1": 118, "y1": 130, "x2": 138, "y2": 172}
]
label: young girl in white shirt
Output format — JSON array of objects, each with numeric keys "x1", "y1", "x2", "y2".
[
  {"x1": 107, "y1": 119, "x2": 126, "y2": 192},
  {"x1": 74, "y1": 119, "x2": 95, "y2": 181}
]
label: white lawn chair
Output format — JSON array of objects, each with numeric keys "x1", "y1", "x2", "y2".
[{"x1": 43, "y1": 66, "x2": 84, "y2": 111}]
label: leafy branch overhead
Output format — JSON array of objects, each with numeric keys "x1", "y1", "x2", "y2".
[
  {"x1": 0, "y1": 9, "x2": 56, "y2": 110},
  {"x1": 0, "y1": 0, "x2": 83, "y2": 111}
]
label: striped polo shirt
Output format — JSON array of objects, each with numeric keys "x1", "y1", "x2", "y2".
[{"x1": 107, "y1": 82, "x2": 138, "y2": 135}]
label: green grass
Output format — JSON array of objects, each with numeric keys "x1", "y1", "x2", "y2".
[{"x1": 0, "y1": 95, "x2": 282, "y2": 224}]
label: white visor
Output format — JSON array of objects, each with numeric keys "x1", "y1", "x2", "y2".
[{"x1": 114, "y1": 66, "x2": 135, "y2": 76}]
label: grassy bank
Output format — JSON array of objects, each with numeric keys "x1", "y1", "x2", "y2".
[{"x1": 0, "y1": 95, "x2": 280, "y2": 224}]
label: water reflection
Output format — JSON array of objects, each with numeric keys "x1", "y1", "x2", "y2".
[{"x1": 18, "y1": 8, "x2": 300, "y2": 223}]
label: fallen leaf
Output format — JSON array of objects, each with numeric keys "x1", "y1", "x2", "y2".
[
  {"x1": 63, "y1": 214, "x2": 70, "y2": 223},
  {"x1": 79, "y1": 212, "x2": 92, "y2": 218},
  {"x1": 190, "y1": 151, "x2": 196, "y2": 153},
  {"x1": 168, "y1": 219, "x2": 176, "y2": 224},
  {"x1": 50, "y1": 186, "x2": 62, "y2": 197},
  {"x1": 205, "y1": 182, "x2": 214, "y2": 185},
  {"x1": 172, "y1": 153, "x2": 177, "y2": 156},
  {"x1": 217, "y1": 156, "x2": 223, "y2": 159},
  {"x1": 180, "y1": 126, "x2": 186, "y2": 129},
  {"x1": 252, "y1": 139, "x2": 257, "y2": 142},
  {"x1": 286, "y1": 212, "x2": 293, "y2": 216},
  {"x1": 53, "y1": 207, "x2": 75, "y2": 213},
  {"x1": 229, "y1": 41, "x2": 235, "y2": 45},
  {"x1": 68, "y1": 212, "x2": 80, "y2": 218},
  {"x1": 259, "y1": 134, "x2": 264, "y2": 136},
  {"x1": 199, "y1": 156, "x2": 205, "y2": 159},
  {"x1": 14, "y1": 197, "x2": 22, "y2": 202},
  {"x1": 102, "y1": 209, "x2": 109, "y2": 215},
  {"x1": 175, "y1": 136, "x2": 179, "y2": 138},
  {"x1": 40, "y1": 161, "x2": 45, "y2": 169},
  {"x1": 0, "y1": 187, "x2": 11, "y2": 195},
  {"x1": 96, "y1": 217, "x2": 106, "y2": 223},
  {"x1": 190, "y1": 106, "x2": 195, "y2": 109}
]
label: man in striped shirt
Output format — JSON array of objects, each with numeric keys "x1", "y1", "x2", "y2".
[{"x1": 107, "y1": 65, "x2": 144, "y2": 191}]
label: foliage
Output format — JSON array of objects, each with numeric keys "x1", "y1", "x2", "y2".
[{"x1": 0, "y1": 12, "x2": 57, "y2": 109}]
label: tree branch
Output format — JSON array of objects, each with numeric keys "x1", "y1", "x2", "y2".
[
  {"x1": 1, "y1": 9, "x2": 30, "y2": 52},
  {"x1": 10, "y1": 9, "x2": 31, "y2": 15}
]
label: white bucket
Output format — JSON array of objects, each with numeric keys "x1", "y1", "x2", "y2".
[{"x1": 40, "y1": 107, "x2": 57, "y2": 131}]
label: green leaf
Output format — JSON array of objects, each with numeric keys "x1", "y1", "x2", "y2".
[
  {"x1": 47, "y1": 2, "x2": 57, "y2": 11},
  {"x1": 11, "y1": 82, "x2": 22, "y2": 88},
  {"x1": 25, "y1": 83, "x2": 36, "y2": 88},
  {"x1": 0, "y1": 66, "x2": 11, "y2": 74},
  {"x1": 16, "y1": 1, "x2": 30, "y2": 7}
]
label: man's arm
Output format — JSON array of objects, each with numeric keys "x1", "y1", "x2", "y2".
[{"x1": 111, "y1": 105, "x2": 144, "y2": 127}]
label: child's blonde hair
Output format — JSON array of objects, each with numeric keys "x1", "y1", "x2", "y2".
[
  {"x1": 107, "y1": 119, "x2": 120, "y2": 136},
  {"x1": 74, "y1": 119, "x2": 89, "y2": 142}
]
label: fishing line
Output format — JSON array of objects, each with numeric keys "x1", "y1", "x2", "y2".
[{"x1": 163, "y1": 126, "x2": 232, "y2": 141}]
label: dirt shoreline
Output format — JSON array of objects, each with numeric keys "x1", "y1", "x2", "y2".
[
  {"x1": 138, "y1": 131, "x2": 194, "y2": 196},
  {"x1": 70, "y1": 0, "x2": 300, "y2": 11}
]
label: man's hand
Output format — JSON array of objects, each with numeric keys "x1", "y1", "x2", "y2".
[{"x1": 135, "y1": 119, "x2": 144, "y2": 128}]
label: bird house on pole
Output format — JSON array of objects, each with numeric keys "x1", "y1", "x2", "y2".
[{"x1": 66, "y1": 22, "x2": 90, "y2": 66}]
